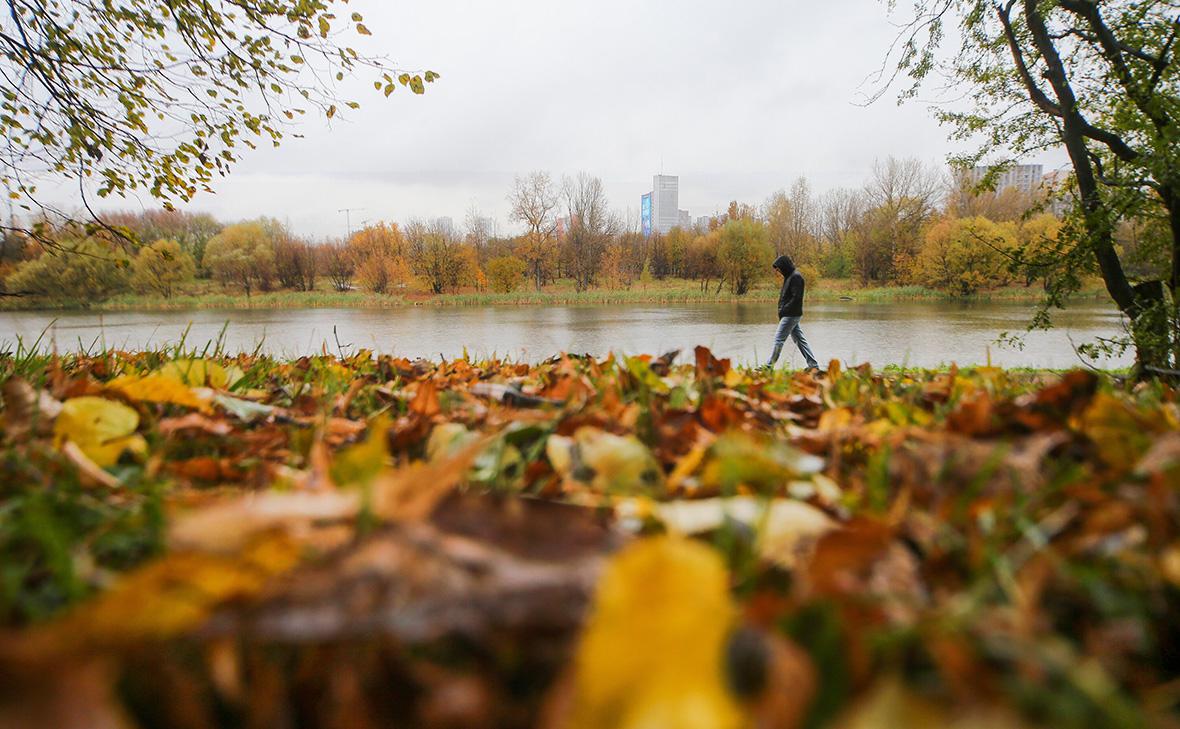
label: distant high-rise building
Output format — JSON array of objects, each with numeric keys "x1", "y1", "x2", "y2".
[
  {"x1": 650, "y1": 175, "x2": 680, "y2": 235},
  {"x1": 641, "y1": 175, "x2": 687, "y2": 235},
  {"x1": 695, "y1": 216, "x2": 712, "y2": 230},
  {"x1": 967, "y1": 164, "x2": 1044, "y2": 194}
]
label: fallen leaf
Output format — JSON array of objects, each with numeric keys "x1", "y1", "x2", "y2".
[
  {"x1": 54, "y1": 396, "x2": 145, "y2": 467},
  {"x1": 158, "y1": 412, "x2": 232, "y2": 437},
  {"x1": 108, "y1": 374, "x2": 212, "y2": 413},
  {"x1": 563, "y1": 536, "x2": 744, "y2": 729},
  {"x1": 1080, "y1": 393, "x2": 1158, "y2": 472},
  {"x1": 1, "y1": 377, "x2": 62, "y2": 439},
  {"x1": 58, "y1": 534, "x2": 304, "y2": 642},
  {"x1": 700, "y1": 432, "x2": 824, "y2": 495},
  {"x1": 169, "y1": 490, "x2": 360, "y2": 552},
  {"x1": 409, "y1": 379, "x2": 440, "y2": 417},
  {"x1": 60, "y1": 440, "x2": 122, "y2": 489},
  {"x1": 329, "y1": 416, "x2": 391, "y2": 488},
  {"x1": 547, "y1": 427, "x2": 663, "y2": 495},
  {"x1": 639, "y1": 496, "x2": 836, "y2": 569},
  {"x1": 155, "y1": 359, "x2": 232, "y2": 388},
  {"x1": 214, "y1": 393, "x2": 277, "y2": 422}
]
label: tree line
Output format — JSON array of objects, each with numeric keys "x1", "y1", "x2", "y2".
[{"x1": 0, "y1": 156, "x2": 1166, "y2": 304}]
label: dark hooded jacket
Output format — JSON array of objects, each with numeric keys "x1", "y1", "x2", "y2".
[{"x1": 773, "y1": 254, "x2": 804, "y2": 318}]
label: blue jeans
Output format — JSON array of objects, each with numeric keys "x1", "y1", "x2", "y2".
[{"x1": 766, "y1": 316, "x2": 819, "y2": 369}]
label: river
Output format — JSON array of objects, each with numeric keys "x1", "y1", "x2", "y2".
[{"x1": 0, "y1": 301, "x2": 1130, "y2": 369}]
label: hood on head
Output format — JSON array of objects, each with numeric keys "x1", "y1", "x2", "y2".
[{"x1": 772, "y1": 255, "x2": 795, "y2": 274}]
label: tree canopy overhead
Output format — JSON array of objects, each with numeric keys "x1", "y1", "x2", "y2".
[
  {"x1": 0, "y1": 0, "x2": 436, "y2": 239},
  {"x1": 883, "y1": 0, "x2": 1180, "y2": 371}
]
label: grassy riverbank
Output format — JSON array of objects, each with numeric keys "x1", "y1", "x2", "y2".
[
  {"x1": 0, "y1": 277, "x2": 1110, "y2": 311},
  {"x1": 2, "y1": 274, "x2": 1113, "y2": 309}
]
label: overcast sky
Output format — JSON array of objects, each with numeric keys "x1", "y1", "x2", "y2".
[{"x1": 105, "y1": 0, "x2": 1062, "y2": 238}]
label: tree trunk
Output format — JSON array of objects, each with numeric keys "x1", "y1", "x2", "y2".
[
  {"x1": 1164, "y1": 188, "x2": 1180, "y2": 366},
  {"x1": 1021, "y1": 0, "x2": 1165, "y2": 368}
]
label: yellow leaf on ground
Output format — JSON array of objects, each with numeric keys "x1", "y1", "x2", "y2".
[
  {"x1": 549, "y1": 427, "x2": 664, "y2": 495},
  {"x1": 108, "y1": 374, "x2": 212, "y2": 413},
  {"x1": 59, "y1": 441, "x2": 122, "y2": 489},
  {"x1": 723, "y1": 368, "x2": 744, "y2": 388},
  {"x1": 546, "y1": 434, "x2": 574, "y2": 475},
  {"x1": 54, "y1": 397, "x2": 144, "y2": 468},
  {"x1": 331, "y1": 416, "x2": 393, "y2": 488},
  {"x1": 154, "y1": 359, "x2": 231, "y2": 388},
  {"x1": 89, "y1": 435, "x2": 148, "y2": 468},
  {"x1": 818, "y1": 407, "x2": 854, "y2": 431},
  {"x1": 567, "y1": 536, "x2": 743, "y2": 729},
  {"x1": 666, "y1": 443, "x2": 708, "y2": 491},
  {"x1": 59, "y1": 534, "x2": 304, "y2": 642}
]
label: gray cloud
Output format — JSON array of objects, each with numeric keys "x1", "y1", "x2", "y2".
[{"x1": 92, "y1": 0, "x2": 1064, "y2": 238}]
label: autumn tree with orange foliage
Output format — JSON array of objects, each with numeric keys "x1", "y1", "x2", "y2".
[{"x1": 348, "y1": 222, "x2": 412, "y2": 294}]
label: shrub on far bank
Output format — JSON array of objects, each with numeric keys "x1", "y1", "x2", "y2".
[
  {"x1": 204, "y1": 222, "x2": 275, "y2": 297},
  {"x1": 4, "y1": 238, "x2": 132, "y2": 300},
  {"x1": 486, "y1": 255, "x2": 526, "y2": 293},
  {"x1": 4, "y1": 239, "x2": 130, "y2": 303},
  {"x1": 131, "y1": 239, "x2": 195, "y2": 299}
]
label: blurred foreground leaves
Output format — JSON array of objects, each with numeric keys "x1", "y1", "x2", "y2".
[{"x1": 0, "y1": 347, "x2": 1177, "y2": 728}]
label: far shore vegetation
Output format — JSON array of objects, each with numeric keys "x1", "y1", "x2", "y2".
[
  {"x1": 0, "y1": 160, "x2": 1149, "y2": 315},
  {"x1": 0, "y1": 276, "x2": 1110, "y2": 312}
]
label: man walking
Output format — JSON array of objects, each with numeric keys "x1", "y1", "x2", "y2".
[{"x1": 764, "y1": 254, "x2": 820, "y2": 372}]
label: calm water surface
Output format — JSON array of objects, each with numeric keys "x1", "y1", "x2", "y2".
[{"x1": 0, "y1": 301, "x2": 1130, "y2": 369}]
